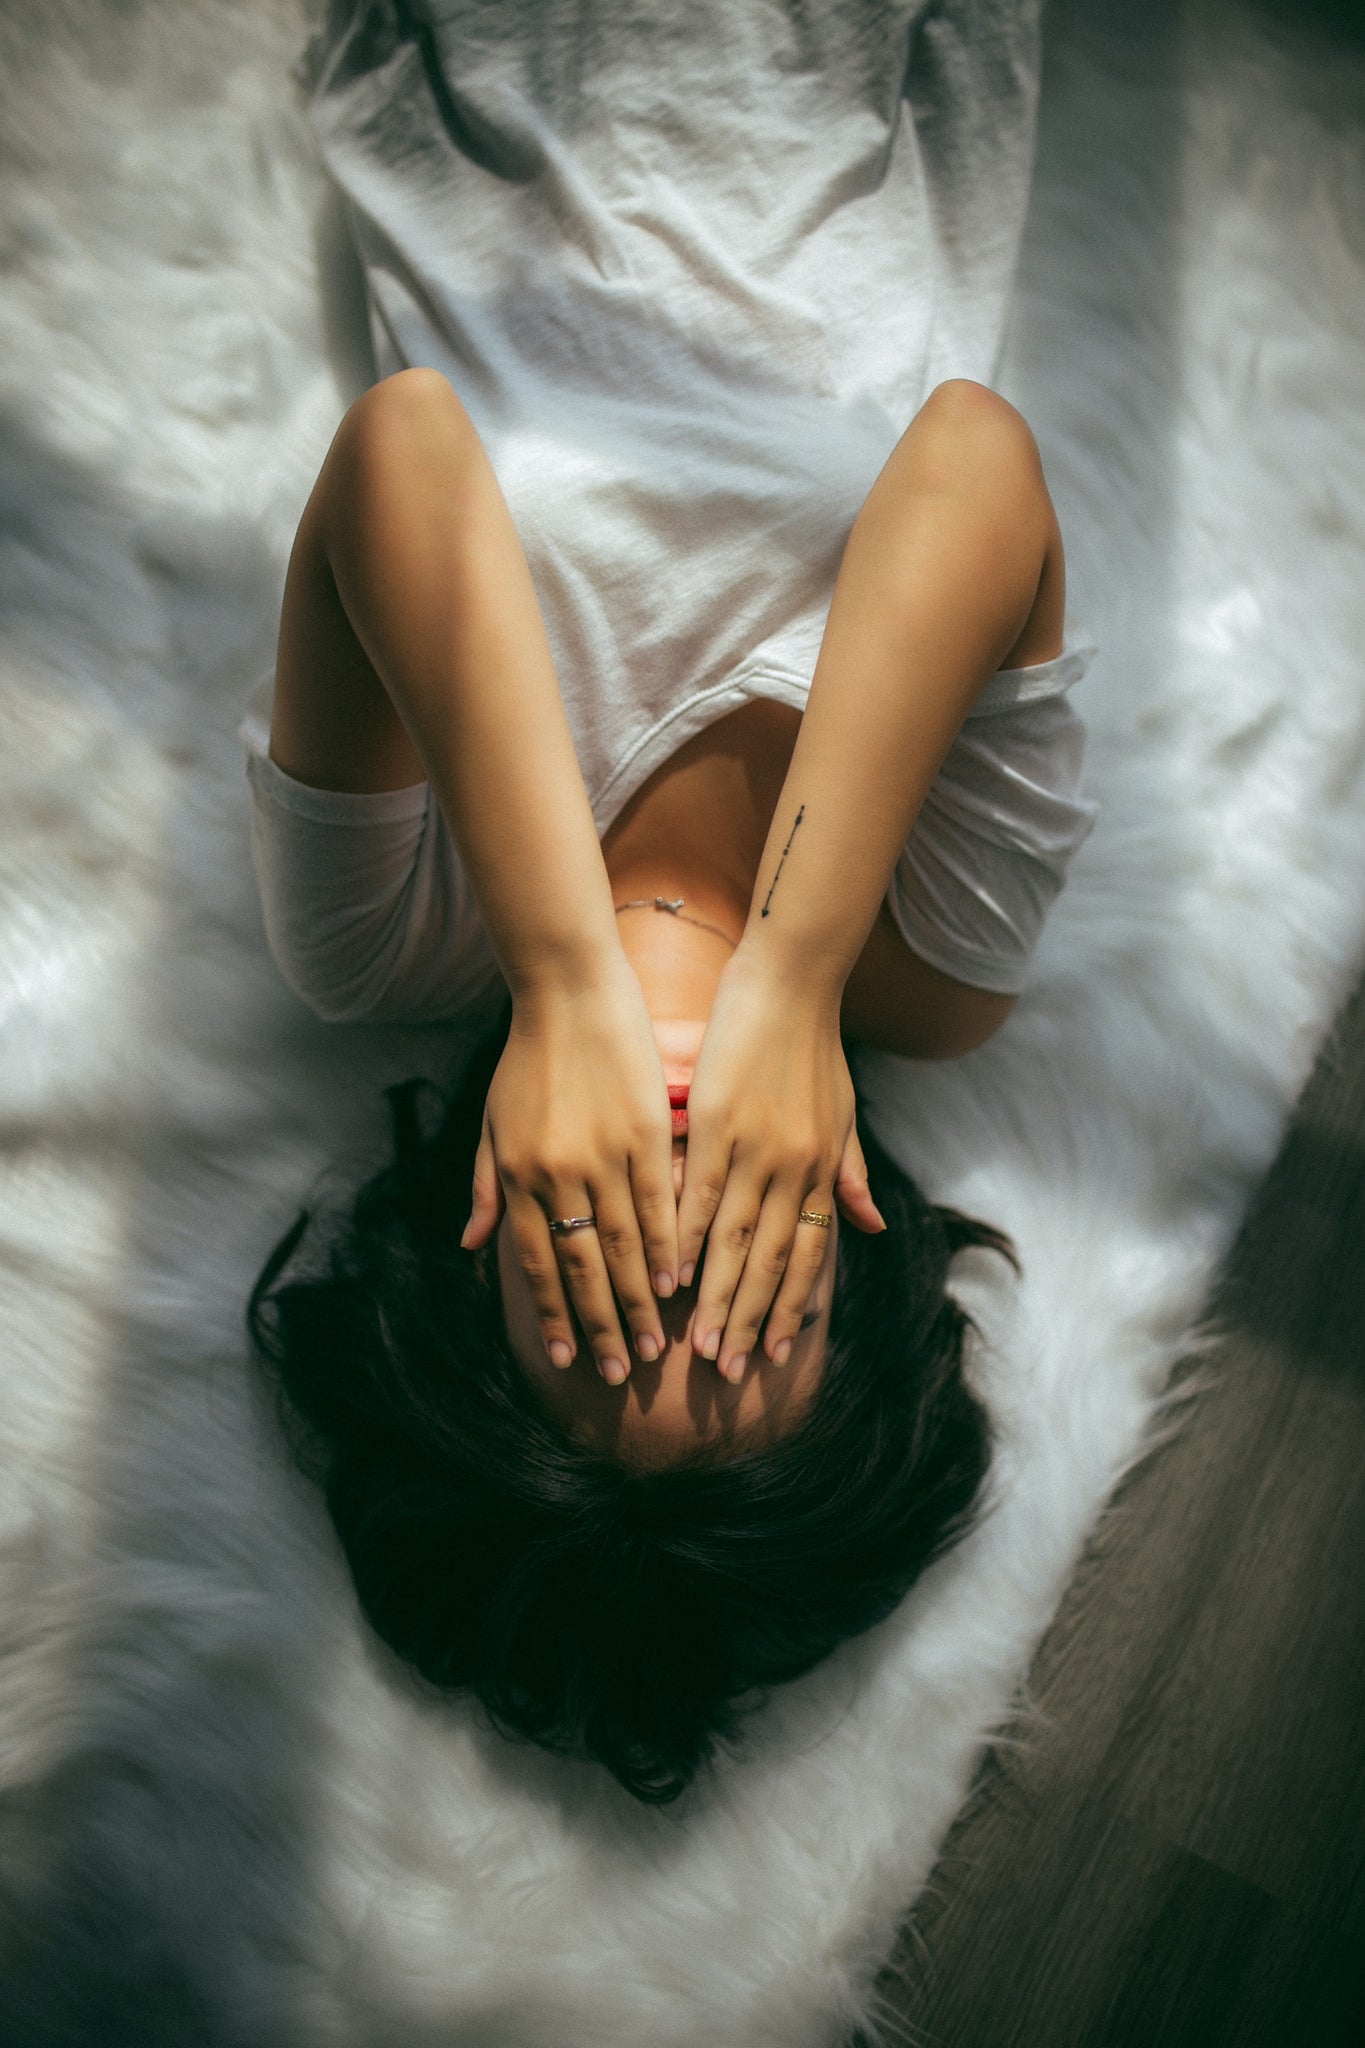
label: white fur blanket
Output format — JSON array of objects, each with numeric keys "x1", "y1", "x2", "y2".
[{"x1": 1, "y1": 2, "x2": 1362, "y2": 2043}]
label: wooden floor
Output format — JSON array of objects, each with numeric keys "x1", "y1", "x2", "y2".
[{"x1": 858, "y1": 962, "x2": 1365, "y2": 2048}]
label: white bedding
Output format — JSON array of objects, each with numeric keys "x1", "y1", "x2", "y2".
[{"x1": 1, "y1": 2, "x2": 1363, "y2": 2043}]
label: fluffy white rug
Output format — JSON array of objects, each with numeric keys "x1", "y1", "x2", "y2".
[{"x1": 1, "y1": 1, "x2": 1363, "y2": 2043}]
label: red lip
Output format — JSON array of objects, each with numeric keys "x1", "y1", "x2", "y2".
[{"x1": 668, "y1": 1083, "x2": 689, "y2": 1136}]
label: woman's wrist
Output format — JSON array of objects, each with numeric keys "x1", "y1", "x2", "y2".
[
  {"x1": 723, "y1": 932, "x2": 847, "y2": 1023},
  {"x1": 505, "y1": 927, "x2": 637, "y2": 1013},
  {"x1": 734, "y1": 826, "x2": 871, "y2": 1009}
]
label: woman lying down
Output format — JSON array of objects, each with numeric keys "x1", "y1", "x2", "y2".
[{"x1": 243, "y1": 368, "x2": 1096, "y2": 1803}]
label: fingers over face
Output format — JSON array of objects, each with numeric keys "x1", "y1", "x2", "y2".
[
  {"x1": 505, "y1": 1195, "x2": 583, "y2": 1369},
  {"x1": 507, "y1": 1193, "x2": 638, "y2": 1383},
  {"x1": 501, "y1": 1120, "x2": 681, "y2": 1382},
  {"x1": 587, "y1": 1174, "x2": 670, "y2": 1367},
  {"x1": 676, "y1": 1128, "x2": 736, "y2": 1291},
  {"x1": 700, "y1": 1185, "x2": 834, "y2": 1380},
  {"x1": 628, "y1": 1151, "x2": 681, "y2": 1301},
  {"x1": 759, "y1": 1204, "x2": 834, "y2": 1364},
  {"x1": 688, "y1": 1164, "x2": 780, "y2": 1379},
  {"x1": 460, "y1": 1107, "x2": 506, "y2": 1251},
  {"x1": 687, "y1": 1187, "x2": 758, "y2": 1371},
  {"x1": 834, "y1": 1126, "x2": 886, "y2": 1234}
]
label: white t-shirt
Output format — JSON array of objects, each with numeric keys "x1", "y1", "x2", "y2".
[
  {"x1": 297, "y1": 0, "x2": 1057, "y2": 816},
  {"x1": 244, "y1": 0, "x2": 1096, "y2": 1016}
]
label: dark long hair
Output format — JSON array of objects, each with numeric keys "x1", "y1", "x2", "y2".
[{"x1": 247, "y1": 1007, "x2": 1015, "y2": 1803}]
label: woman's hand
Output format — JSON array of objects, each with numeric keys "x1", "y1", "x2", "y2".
[
  {"x1": 460, "y1": 959, "x2": 678, "y2": 1382},
  {"x1": 676, "y1": 951, "x2": 886, "y2": 1380}
]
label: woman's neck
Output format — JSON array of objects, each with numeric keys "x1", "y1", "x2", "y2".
[{"x1": 608, "y1": 861, "x2": 748, "y2": 1028}]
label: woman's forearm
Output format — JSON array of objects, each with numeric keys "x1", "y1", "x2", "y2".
[
  {"x1": 319, "y1": 372, "x2": 622, "y2": 1001},
  {"x1": 737, "y1": 385, "x2": 1058, "y2": 1002}
]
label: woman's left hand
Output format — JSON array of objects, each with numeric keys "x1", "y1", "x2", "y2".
[{"x1": 676, "y1": 951, "x2": 886, "y2": 1379}]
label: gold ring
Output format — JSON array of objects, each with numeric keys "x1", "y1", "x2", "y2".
[{"x1": 798, "y1": 1208, "x2": 832, "y2": 1230}]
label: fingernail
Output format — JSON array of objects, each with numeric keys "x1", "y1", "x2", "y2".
[
  {"x1": 773, "y1": 1337, "x2": 792, "y2": 1367},
  {"x1": 702, "y1": 1329, "x2": 721, "y2": 1360},
  {"x1": 636, "y1": 1332, "x2": 660, "y2": 1362},
  {"x1": 601, "y1": 1357, "x2": 628, "y2": 1386},
  {"x1": 726, "y1": 1353, "x2": 747, "y2": 1382},
  {"x1": 654, "y1": 1271, "x2": 675, "y2": 1298},
  {"x1": 680, "y1": 1261, "x2": 696, "y2": 1288},
  {"x1": 548, "y1": 1339, "x2": 573, "y2": 1368},
  {"x1": 459, "y1": 1224, "x2": 473, "y2": 1250}
]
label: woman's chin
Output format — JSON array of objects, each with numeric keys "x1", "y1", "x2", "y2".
[{"x1": 650, "y1": 1016, "x2": 707, "y2": 1082}]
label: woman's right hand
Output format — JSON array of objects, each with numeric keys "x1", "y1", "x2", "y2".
[{"x1": 459, "y1": 960, "x2": 678, "y2": 1381}]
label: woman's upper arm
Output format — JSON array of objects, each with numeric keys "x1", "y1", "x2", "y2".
[{"x1": 840, "y1": 901, "x2": 1016, "y2": 1059}]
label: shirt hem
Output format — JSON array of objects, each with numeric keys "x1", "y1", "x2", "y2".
[{"x1": 588, "y1": 660, "x2": 813, "y2": 831}]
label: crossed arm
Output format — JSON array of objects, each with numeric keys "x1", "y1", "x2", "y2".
[{"x1": 270, "y1": 370, "x2": 1062, "y2": 1381}]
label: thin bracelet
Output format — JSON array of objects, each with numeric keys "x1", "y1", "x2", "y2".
[{"x1": 613, "y1": 895, "x2": 741, "y2": 949}]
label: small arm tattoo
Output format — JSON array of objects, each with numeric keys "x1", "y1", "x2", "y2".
[{"x1": 760, "y1": 804, "x2": 805, "y2": 918}]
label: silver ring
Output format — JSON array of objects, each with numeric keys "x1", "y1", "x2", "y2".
[{"x1": 548, "y1": 1214, "x2": 597, "y2": 1236}]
